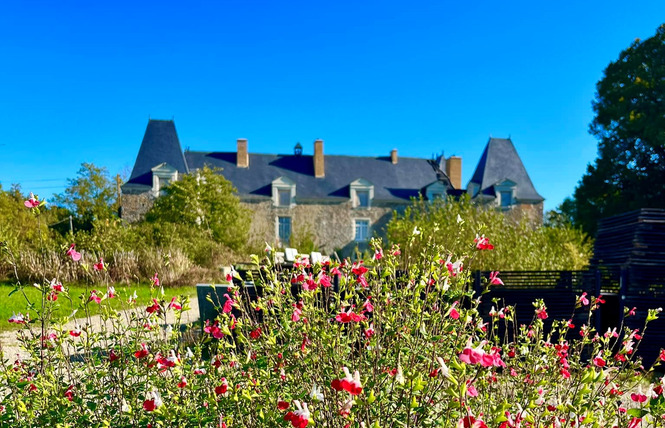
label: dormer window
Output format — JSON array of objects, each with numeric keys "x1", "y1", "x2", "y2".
[
  {"x1": 424, "y1": 180, "x2": 447, "y2": 202},
  {"x1": 272, "y1": 176, "x2": 296, "y2": 207},
  {"x1": 350, "y1": 178, "x2": 374, "y2": 209},
  {"x1": 494, "y1": 179, "x2": 517, "y2": 210},
  {"x1": 151, "y1": 163, "x2": 179, "y2": 197}
]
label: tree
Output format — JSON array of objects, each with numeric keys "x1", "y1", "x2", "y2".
[
  {"x1": 54, "y1": 163, "x2": 118, "y2": 226},
  {"x1": 145, "y1": 166, "x2": 251, "y2": 252},
  {"x1": 567, "y1": 24, "x2": 665, "y2": 235}
]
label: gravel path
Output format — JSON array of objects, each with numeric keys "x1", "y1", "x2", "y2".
[{"x1": 0, "y1": 297, "x2": 201, "y2": 361}]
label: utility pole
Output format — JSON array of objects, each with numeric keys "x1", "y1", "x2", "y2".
[{"x1": 115, "y1": 174, "x2": 122, "y2": 216}]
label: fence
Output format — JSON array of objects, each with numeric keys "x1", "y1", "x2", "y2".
[{"x1": 473, "y1": 267, "x2": 665, "y2": 365}]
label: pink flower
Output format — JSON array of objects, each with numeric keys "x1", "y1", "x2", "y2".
[
  {"x1": 489, "y1": 271, "x2": 504, "y2": 286},
  {"x1": 318, "y1": 273, "x2": 332, "y2": 288},
  {"x1": 447, "y1": 301, "x2": 460, "y2": 320},
  {"x1": 593, "y1": 354, "x2": 606, "y2": 367},
  {"x1": 204, "y1": 320, "x2": 225, "y2": 339},
  {"x1": 579, "y1": 292, "x2": 589, "y2": 306},
  {"x1": 24, "y1": 192, "x2": 40, "y2": 208},
  {"x1": 362, "y1": 297, "x2": 374, "y2": 313},
  {"x1": 631, "y1": 392, "x2": 647, "y2": 403},
  {"x1": 93, "y1": 258, "x2": 104, "y2": 271},
  {"x1": 222, "y1": 294, "x2": 235, "y2": 313},
  {"x1": 89, "y1": 290, "x2": 102, "y2": 304},
  {"x1": 292, "y1": 306, "x2": 302, "y2": 322},
  {"x1": 168, "y1": 296, "x2": 182, "y2": 311},
  {"x1": 364, "y1": 323, "x2": 375, "y2": 338},
  {"x1": 459, "y1": 342, "x2": 486, "y2": 365},
  {"x1": 66, "y1": 244, "x2": 81, "y2": 262},
  {"x1": 474, "y1": 235, "x2": 494, "y2": 250},
  {"x1": 151, "y1": 272, "x2": 160, "y2": 287},
  {"x1": 107, "y1": 286, "x2": 116, "y2": 299},
  {"x1": 535, "y1": 307, "x2": 548, "y2": 320},
  {"x1": 374, "y1": 249, "x2": 383, "y2": 260},
  {"x1": 466, "y1": 382, "x2": 478, "y2": 397}
]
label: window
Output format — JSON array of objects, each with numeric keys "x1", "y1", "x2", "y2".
[
  {"x1": 278, "y1": 189, "x2": 291, "y2": 207},
  {"x1": 272, "y1": 177, "x2": 296, "y2": 207},
  {"x1": 354, "y1": 219, "x2": 370, "y2": 242},
  {"x1": 151, "y1": 163, "x2": 178, "y2": 197},
  {"x1": 278, "y1": 217, "x2": 291, "y2": 243},
  {"x1": 500, "y1": 191, "x2": 512, "y2": 207},
  {"x1": 350, "y1": 178, "x2": 374, "y2": 208},
  {"x1": 356, "y1": 190, "x2": 369, "y2": 208}
]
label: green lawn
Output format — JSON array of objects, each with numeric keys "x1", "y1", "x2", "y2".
[{"x1": 0, "y1": 281, "x2": 196, "y2": 332}]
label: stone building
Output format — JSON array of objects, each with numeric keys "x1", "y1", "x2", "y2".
[{"x1": 121, "y1": 120, "x2": 543, "y2": 253}]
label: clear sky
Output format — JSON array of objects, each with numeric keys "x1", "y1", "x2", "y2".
[{"x1": 1, "y1": 1, "x2": 664, "y2": 212}]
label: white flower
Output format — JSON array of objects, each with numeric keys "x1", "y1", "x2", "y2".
[
  {"x1": 396, "y1": 365, "x2": 405, "y2": 385},
  {"x1": 185, "y1": 347, "x2": 194, "y2": 359},
  {"x1": 412, "y1": 227, "x2": 421, "y2": 236},
  {"x1": 436, "y1": 357, "x2": 451, "y2": 379},
  {"x1": 310, "y1": 383, "x2": 324, "y2": 401}
]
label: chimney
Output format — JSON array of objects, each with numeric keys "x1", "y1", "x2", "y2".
[
  {"x1": 446, "y1": 156, "x2": 462, "y2": 189},
  {"x1": 314, "y1": 139, "x2": 324, "y2": 178},
  {"x1": 391, "y1": 149, "x2": 398, "y2": 164},
  {"x1": 237, "y1": 138, "x2": 249, "y2": 168}
]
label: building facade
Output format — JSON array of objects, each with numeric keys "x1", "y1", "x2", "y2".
[{"x1": 121, "y1": 120, "x2": 543, "y2": 253}]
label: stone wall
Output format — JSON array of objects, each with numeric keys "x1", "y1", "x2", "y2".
[
  {"x1": 246, "y1": 200, "x2": 404, "y2": 256},
  {"x1": 120, "y1": 193, "x2": 155, "y2": 223}
]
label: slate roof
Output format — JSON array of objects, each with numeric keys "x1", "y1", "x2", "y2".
[
  {"x1": 124, "y1": 120, "x2": 189, "y2": 191},
  {"x1": 468, "y1": 138, "x2": 544, "y2": 202},
  {"x1": 184, "y1": 151, "x2": 440, "y2": 202}
]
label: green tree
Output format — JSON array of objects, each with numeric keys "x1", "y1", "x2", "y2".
[
  {"x1": 54, "y1": 163, "x2": 118, "y2": 226},
  {"x1": 145, "y1": 166, "x2": 251, "y2": 252},
  {"x1": 568, "y1": 24, "x2": 665, "y2": 235}
]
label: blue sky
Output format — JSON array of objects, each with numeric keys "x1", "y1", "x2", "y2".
[{"x1": 1, "y1": 1, "x2": 664, "y2": 212}]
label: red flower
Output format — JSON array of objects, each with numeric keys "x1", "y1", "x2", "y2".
[
  {"x1": 215, "y1": 378, "x2": 229, "y2": 395},
  {"x1": 168, "y1": 296, "x2": 182, "y2": 311},
  {"x1": 535, "y1": 307, "x2": 548, "y2": 320},
  {"x1": 177, "y1": 376, "x2": 187, "y2": 388},
  {"x1": 333, "y1": 367, "x2": 363, "y2": 395},
  {"x1": 250, "y1": 327, "x2": 262, "y2": 340},
  {"x1": 474, "y1": 235, "x2": 494, "y2": 250},
  {"x1": 222, "y1": 294, "x2": 235, "y2": 313},
  {"x1": 93, "y1": 258, "x2": 104, "y2": 271},
  {"x1": 8, "y1": 312, "x2": 26, "y2": 324},
  {"x1": 284, "y1": 400, "x2": 310, "y2": 428},
  {"x1": 278, "y1": 400, "x2": 290, "y2": 410},
  {"x1": 134, "y1": 343, "x2": 149, "y2": 359},
  {"x1": 146, "y1": 298, "x2": 161, "y2": 314},
  {"x1": 631, "y1": 392, "x2": 647, "y2": 403}
]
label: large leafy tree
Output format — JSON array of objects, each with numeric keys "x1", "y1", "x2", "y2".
[
  {"x1": 54, "y1": 163, "x2": 118, "y2": 226},
  {"x1": 145, "y1": 166, "x2": 251, "y2": 252},
  {"x1": 567, "y1": 24, "x2": 665, "y2": 235}
]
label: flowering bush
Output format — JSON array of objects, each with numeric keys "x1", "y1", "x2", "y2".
[{"x1": 2, "y1": 193, "x2": 665, "y2": 427}]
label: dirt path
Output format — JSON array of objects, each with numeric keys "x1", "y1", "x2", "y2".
[{"x1": 0, "y1": 297, "x2": 201, "y2": 360}]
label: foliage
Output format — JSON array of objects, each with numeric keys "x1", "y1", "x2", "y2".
[
  {"x1": 146, "y1": 166, "x2": 251, "y2": 252},
  {"x1": 53, "y1": 163, "x2": 119, "y2": 228},
  {"x1": 387, "y1": 196, "x2": 593, "y2": 270},
  {"x1": 565, "y1": 24, "x2": 665, "y2": 235},
  {"x1": 2, "y1": 203, "x2": 665, "y2": 427}
]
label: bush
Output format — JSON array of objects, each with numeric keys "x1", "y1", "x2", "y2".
[
  {"x1": 387, "y1": 196, "x2": 593, "y2": 270},
  {"x1": 2, "y1": 201, "x2": 665, "y2": 427}
]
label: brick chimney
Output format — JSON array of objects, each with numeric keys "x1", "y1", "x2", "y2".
[
  {"x1": 237, "y1": 138, "x2": 249, "y2": 168},
  {"x1": 446, "y1": 156, "x2": 462, "y2": 189},
  {"x1": 314, "y1": 139, "x2": 324, "y2": 178},
  {"x1": 391, "y1": 149, "x2": 398, "y2": 164}
]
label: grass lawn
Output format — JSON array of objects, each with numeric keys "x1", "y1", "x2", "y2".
[{"x1": 0, "y1": 281, "x2": 197, "y2": 332}]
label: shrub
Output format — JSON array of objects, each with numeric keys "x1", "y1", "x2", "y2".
[
  {"x1": 2, "y1": 194, "x2": 665, "y2": 427},
  {"x1": 387, "y1": 196, "x2": 594, "y2": 271}
]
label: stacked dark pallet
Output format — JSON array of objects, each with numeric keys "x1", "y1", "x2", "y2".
[
  {"x1": 591, "y1": 208, "x2": 665, "y2": 267},
  {"x1": 591, "y1": 209, "x2": 665, "y2": 365}
]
